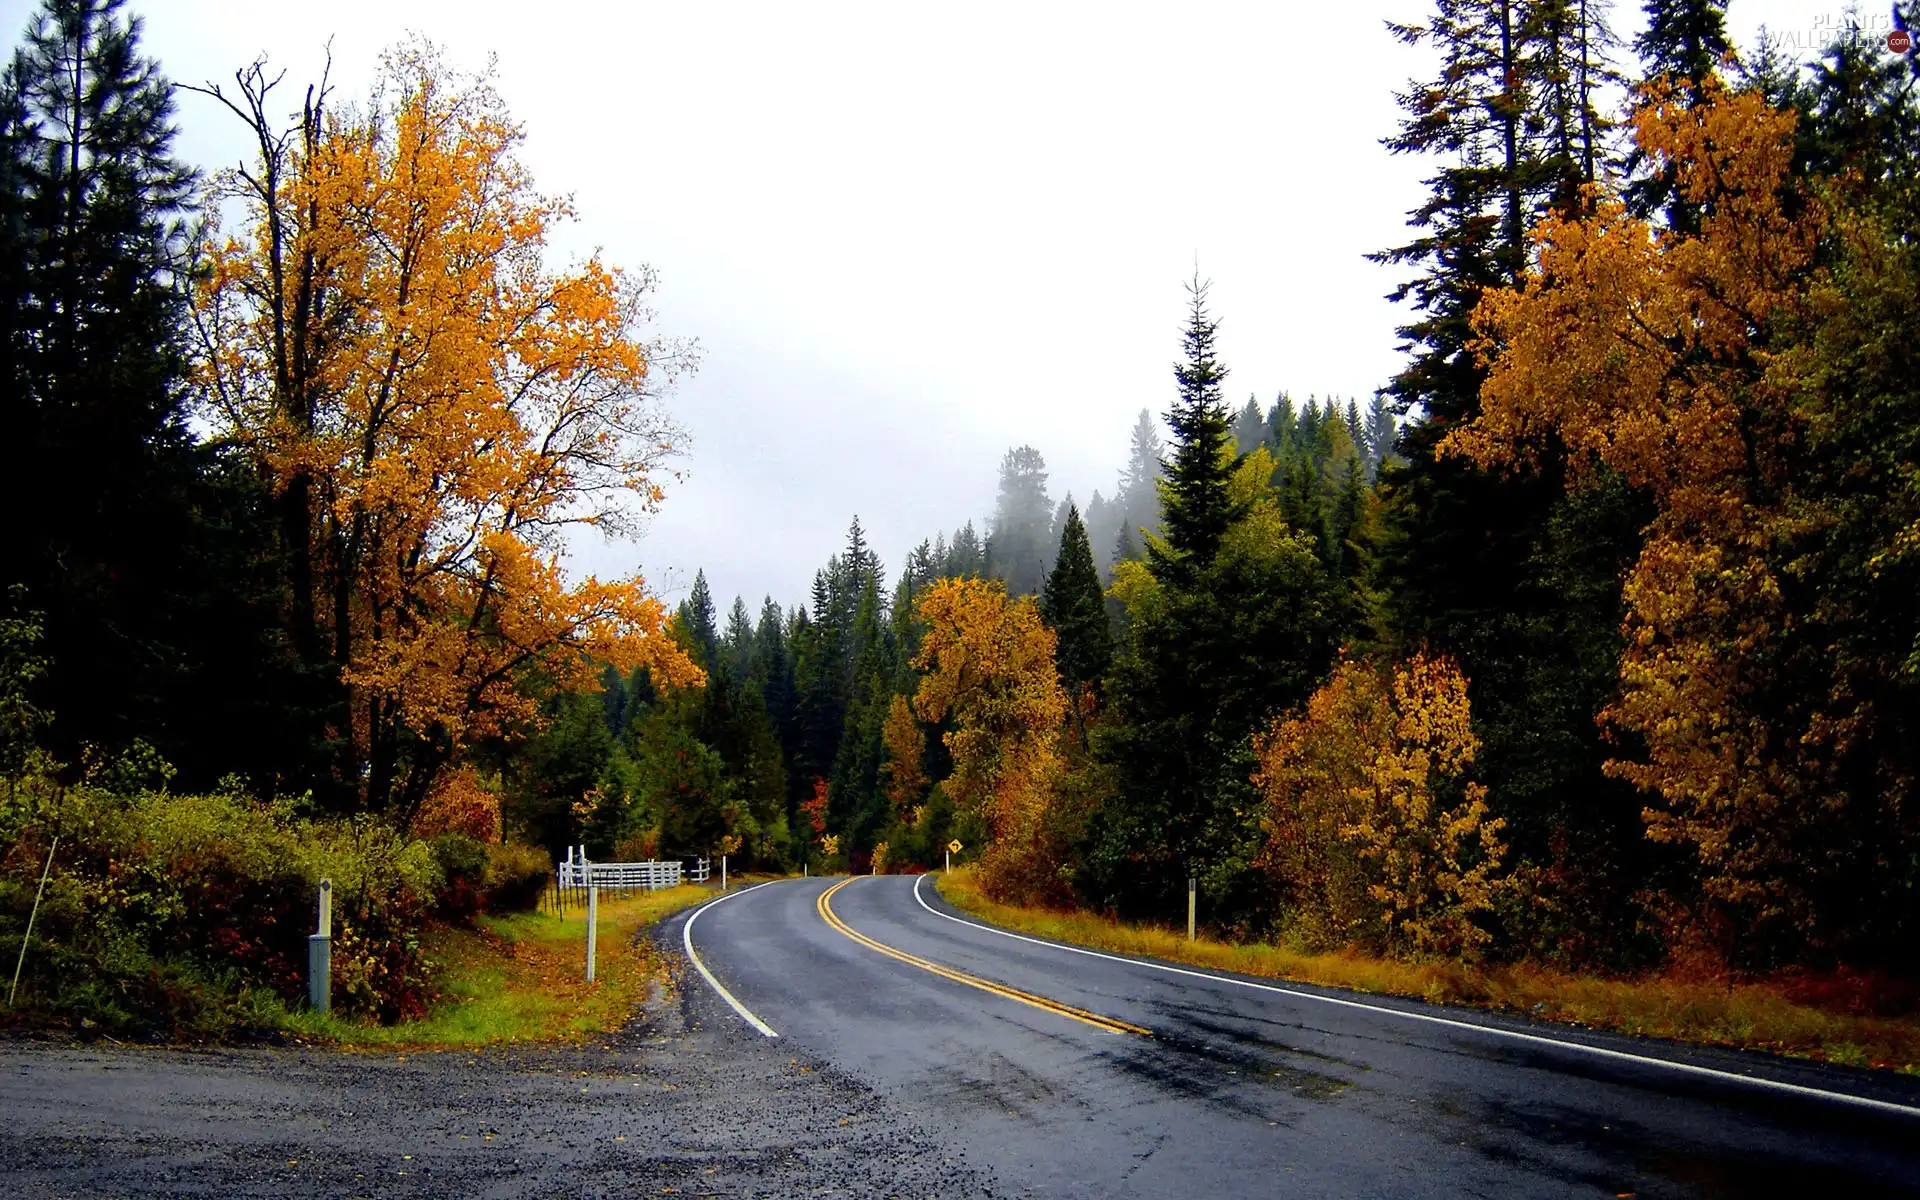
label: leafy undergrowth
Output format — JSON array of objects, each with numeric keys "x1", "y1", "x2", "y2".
[
  {"x1": 284, "y1": 884, "x2": 714, "y2": 1048},
  {"x1": 936, "y1": 868, "x2": 1920, "y2": 1075}
]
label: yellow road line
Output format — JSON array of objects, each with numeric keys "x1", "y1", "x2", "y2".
[{"x1": 817, "y1": 877, "x2": 1150, "y2": 1037}]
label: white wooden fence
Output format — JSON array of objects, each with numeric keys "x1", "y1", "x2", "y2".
[{"x1": 554, "y1": 847, "x2": 710, "y2": 892}]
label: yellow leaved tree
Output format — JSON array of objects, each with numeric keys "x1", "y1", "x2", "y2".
[
  {"x1": 1440, "y1": 77, "x2": 1864, "y2": 943},
  {"x1": 188, "y1": 45, "x2": 701, "y2": 821},
  {"x1": 1253, "y1": 653, "x2": 1506, "y2": 958},
  {"x1": 911, "y1": 577, "x2": 1069, "y2": 902}
]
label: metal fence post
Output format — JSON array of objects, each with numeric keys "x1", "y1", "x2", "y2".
[
  {"x1": 585, "y1": 883, "x2": 599, "y2": 983},
  {"x1": 309, "y1": 878, "x2": 333, "y2": 1014}
]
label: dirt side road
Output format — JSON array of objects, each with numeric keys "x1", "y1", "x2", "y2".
[{"x1": 0, "y1": 965, "x2": 1001, "y2": 1199}]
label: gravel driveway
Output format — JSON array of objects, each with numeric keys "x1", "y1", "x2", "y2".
[{"x1": 0, "y1": 957, "x2": 1002, "y2": 1198}]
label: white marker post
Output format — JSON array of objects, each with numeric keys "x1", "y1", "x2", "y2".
[
  {"x1": 1187, "y1": 877, "x2": 1197, "y2": 942},
  {"x1": 309, "y1": 878, "x2": 333, "y2": 1013},
  {"x1": 585, "y1": 881, "x2": 599, "y2": 983},
  {"x1": 721, "y1": 854, "x2": 727, "y2": 893}
]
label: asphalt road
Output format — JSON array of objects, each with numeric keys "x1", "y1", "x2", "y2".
[{"x1": 675, "y1": 874, "x2": 1920, "y2": 1199}]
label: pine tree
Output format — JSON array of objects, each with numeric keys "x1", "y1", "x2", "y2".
[
  {"x1": 947, "y1": 521, "x2": 985, "y2": 578},
  {"x1": 1233, "y1": 395, "x2": 1266, "y2": 455},
  {"x1": 1041, "y1": 504, "x2": 1112, "y2": 697},
  {"x1": 1152, "y1": 274, "x2": 1240, "y2": 577},
  {"x1": 1363, "y1": 394, "x2": 1399, "y2": 481},
  {"x1": 722, "y1": 596, "x2": 754, "y2": 682},
  {"x1": 1114, "y1": 408, "x2": 1165, "y2": 551},
  {"x1": 678, "y1": 570, "x2": 719, "y2": 667},
  {"x1": 0, "y1": 0, "x2": 308, "y2": 787},
  {"x1": 1267, "y1": 392, "x2": 1297, "y2": 457},
  {"x1": 1082, "y1": 489, "x2": 1116, "y2": 579},
  {"x1": 986, "y1": 445, "x2": 1054, "y2": 598}
]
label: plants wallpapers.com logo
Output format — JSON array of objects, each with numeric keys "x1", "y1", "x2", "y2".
[{"x1": 1768, "y1": 9, "x2": 1914, "y2": 56}]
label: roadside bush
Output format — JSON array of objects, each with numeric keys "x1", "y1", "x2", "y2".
[
  {"x1": 485, "y1": 842, "x2": 552, "y2": 913},
  {"x1": 430, "y1": 832, "x2": 491, "y2": 920},
  {"x1": 0, "y1": 780, "x2": 443, "y2": 1035}
]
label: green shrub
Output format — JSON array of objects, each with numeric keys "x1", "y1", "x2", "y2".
[
  {"x1": 0, "y1": 781, "x2": 444, "y2": 1035},
  {"x1": 429, "y1": 832, "x2": 491, "y2": 920}
]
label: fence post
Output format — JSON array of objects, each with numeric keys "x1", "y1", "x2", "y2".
[
  {"x1": 309, "y1": 878, "x2": 333, "y2": 1014},
  {"x1": 585, "y1": 883, "x2": 599, "y2": 983},
  {"x1": 1187, "y1": 877, "x2": 1196, "y2": 942}
]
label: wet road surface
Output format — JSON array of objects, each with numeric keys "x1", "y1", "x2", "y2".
[
  {"x1": 676, "y1": 874, "x2": 1920, "y2": 1199},
  {"x1": 4, "y1": 874, "x2": 1917, "y2": 1198}
]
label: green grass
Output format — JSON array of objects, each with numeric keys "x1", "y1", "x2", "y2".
[
  {"x1": 936, "y1": 867, "x2": 1920, "y2": 1074},
  {"x1": 284, "y1": 884, "x2": 715, "y2": 1048}
]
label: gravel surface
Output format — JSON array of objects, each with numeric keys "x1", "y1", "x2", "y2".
[{"x1": 0, "y1": 951, "x2": 1004, "y2": 1198}]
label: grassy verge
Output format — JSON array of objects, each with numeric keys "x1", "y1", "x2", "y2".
[
  {"x1": 935, "y1": 868, "x2": 1920, "y2": 1075},
  {"x1": 284, "y1": 884, "x2": 715, "y2": 1048}
]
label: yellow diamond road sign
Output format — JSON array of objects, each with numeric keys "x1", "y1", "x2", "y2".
[{"x1": 948, "y1": 840, "x2": 963, "y2": 854}]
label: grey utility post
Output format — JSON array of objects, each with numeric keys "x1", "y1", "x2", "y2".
[{"x1": 309, "y1": 878, "x2": 333, "y2": 1014}]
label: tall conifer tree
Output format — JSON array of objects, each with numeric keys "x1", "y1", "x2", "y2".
[
  {"x1": 1152, "y1": 275, "x2": 1240, "y2": 577},
  {"x1": 1041, "y1": 504, "x2": 1111, "y2": 696}
]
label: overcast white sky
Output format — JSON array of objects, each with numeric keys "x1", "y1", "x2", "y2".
[{"x1": 3, "y1": 0, "x2": 1834, "y2": 613}]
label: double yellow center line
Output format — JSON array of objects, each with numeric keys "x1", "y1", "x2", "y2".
[{"x1": 817, "y1": 877, "x2": 1150, "y2": 1037}]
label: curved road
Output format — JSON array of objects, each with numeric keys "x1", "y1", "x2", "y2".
[{"x1": 672, "y1": 874, "x2": 1920, "y2": 1199}]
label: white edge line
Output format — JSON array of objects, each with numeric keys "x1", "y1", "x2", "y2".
[
  {"x1": 912, "y1": 875, "x2": 1920, "y2": 1118},
  {"x1": 682, "y1": 882, "x2": 779, "y2": 1038}
]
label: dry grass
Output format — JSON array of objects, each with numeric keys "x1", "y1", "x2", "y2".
[
  {"x1": 936, "y1": 868, "x2": 1920, "y2": 1075},
  {"x1": 287, "y1": 884, "x2": 714, "y2": 1048}
]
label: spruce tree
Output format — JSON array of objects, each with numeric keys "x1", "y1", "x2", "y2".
[
  {"x1": 0, "y1": 0, "x2": 306, "y2": 786},
  {"x1": 722, "y1": 596, "x2": 754, "y2": 682},
  {"x1": 1363, "y1": 394, "x2": 1399, "y2": 481},
  {"x1": 947, "y1": 521, "x2": 985, "y2": 578},
  {"x1": 986, "y1": 445, "x2": 1053, "y2": 598},
  {"x1": 678, "y1": 570, "x2": 719, "y2": 668},
  {"x1": 1232, "y1": 395, "x2": 1266, "y2": 455},
  {"x1": 1152, "y1": 274, "x2": 1240, "y2": 577},
  {"x1": 1114, "y1": 408, "x2": 1164, "y2": 550},
  {"x1": 1041, "y1": 504, "x2": 1112, "y2": 695}
]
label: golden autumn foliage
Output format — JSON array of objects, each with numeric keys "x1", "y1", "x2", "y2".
[
  {"x1": 880, "y1": 693, "x2": 927, "y2": 818},
  {"x1": 411, "y1": 765, "x2": 503, "y2": 843},
  {"x1": 1253, "y1": 653, "x2": 1507, "y2": 958},
  {"x1": 1440, "y1": 77, "x2": 1902, "y2": 942},
  {"x1": 912, "y1": 577, "x2": 1070, "y2": 902},
  {"x1": 190, "y1": 44, "x2": 700, "y2": 815}
]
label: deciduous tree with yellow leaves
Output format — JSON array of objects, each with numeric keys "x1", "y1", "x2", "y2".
[
  {"x1": 1253, "y1": 653, "x2": 1507, "y2": 958},
  {"x1": 189, "y1": 44, "x2": 700, "y2": 823},
  {"x1": 911, "y1": 577, "x2": 1070, "y2": 902},
  {"x1": 1445, "y1": 75, "x2": 1920, "y2": 959}
]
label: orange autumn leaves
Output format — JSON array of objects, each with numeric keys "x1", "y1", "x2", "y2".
[
  {"x1": 1441, "y1": 78, "x2": 1847, "y2": 926},
  {"x1": 910, "y1": 577, "x2": 1068, "y2": 899},
  {"x1": 192, "y1": 44, "x2": 699, "y2": 811}
]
